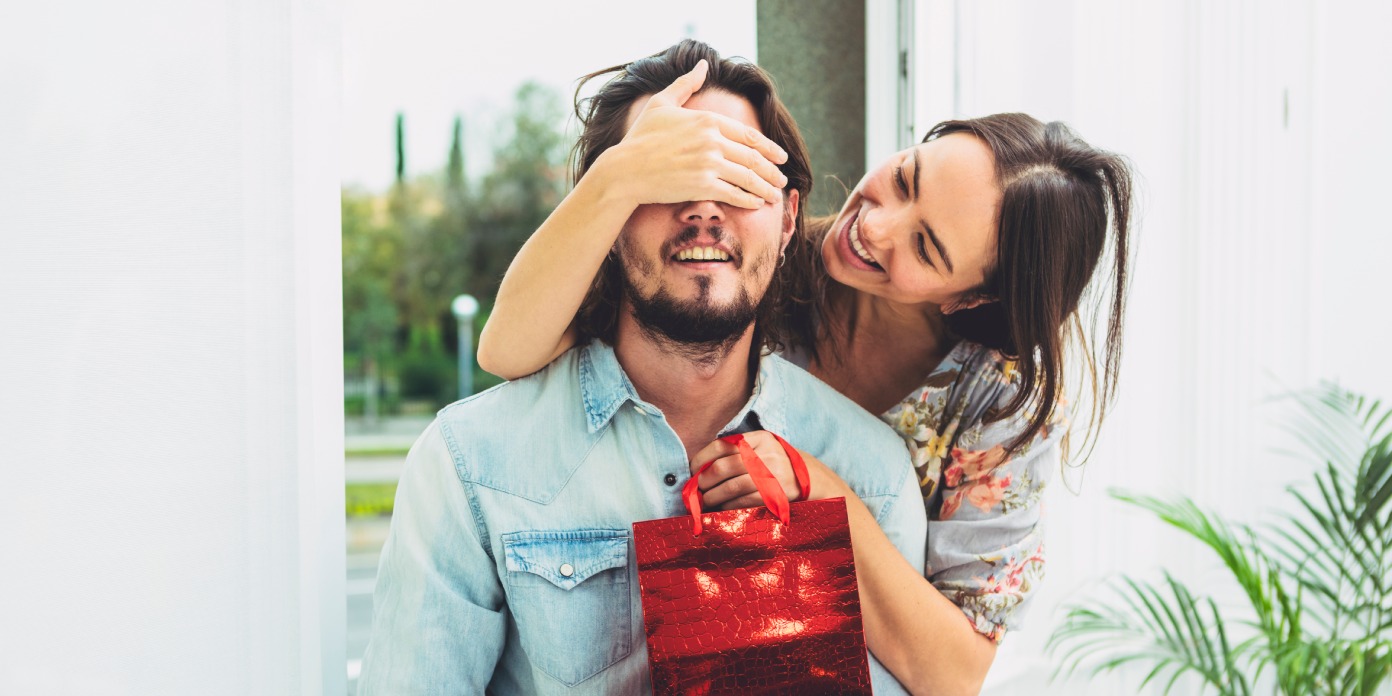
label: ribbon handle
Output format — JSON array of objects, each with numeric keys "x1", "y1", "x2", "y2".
[{"x1": 681, "y1": 432, "x2": 812, "y2": 536}]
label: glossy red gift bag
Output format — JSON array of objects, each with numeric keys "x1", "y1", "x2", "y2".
[{"x1": 631, "y1": 433, "x2": 873, "y2": 695}]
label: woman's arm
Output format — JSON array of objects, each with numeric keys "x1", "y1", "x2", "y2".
[
  {"x1": 693, "y1": 434, "x2": 997, "y2": 696},
  {"x1": 841, "y1": 488, "x2": 998, "y2": 695},
  {"x1": 477, "y1": 60, "x2": 789, "y2": 379}
]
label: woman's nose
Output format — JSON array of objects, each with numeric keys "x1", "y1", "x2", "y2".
[{"x1": 859, "y1": 209, "x2": 890, "y2": 245}]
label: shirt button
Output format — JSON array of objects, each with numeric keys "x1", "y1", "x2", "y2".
[
  {"x1": 664, "y1": 473, "x2": 677, "y2": 486},
  {"x1": 559, "y1": 563, "x2": 575, "y2": 578}
]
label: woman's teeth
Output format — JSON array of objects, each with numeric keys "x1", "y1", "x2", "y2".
[
  {"x1": 849, "y1": 218, "x2": 879, "y2": 267},
  {"x1": 675, "y1": 246, "x2": 731, "y2": 262}
]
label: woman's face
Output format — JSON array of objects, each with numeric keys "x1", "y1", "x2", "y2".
[{"x1": 821, "y1": 133, "x2": 1001, "y2": 310}]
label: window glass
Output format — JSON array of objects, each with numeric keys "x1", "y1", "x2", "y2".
[{"x1": 340, "y1": 3, "x2": 755, "y2": 690}]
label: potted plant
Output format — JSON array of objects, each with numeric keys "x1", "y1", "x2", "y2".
[{"x1": 1048, "y1": 384, "x2": 1392, "y2": 694}]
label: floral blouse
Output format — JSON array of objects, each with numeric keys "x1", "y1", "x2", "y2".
[{"x1": 879, "y1": 340, "x2": 1062, "y2": 643}]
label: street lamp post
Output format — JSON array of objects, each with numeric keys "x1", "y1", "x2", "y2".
[{"x1": 451, "y1": 294, "x2": 480, "y2": 399}]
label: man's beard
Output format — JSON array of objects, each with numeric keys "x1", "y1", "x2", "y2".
[{"x1": 619, "y1": 227, "x2": 765, "y2": 364}]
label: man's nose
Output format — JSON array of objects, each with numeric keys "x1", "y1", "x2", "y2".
[{"x1": 676, "y1": 200, "x2": 724, "y2": 223}]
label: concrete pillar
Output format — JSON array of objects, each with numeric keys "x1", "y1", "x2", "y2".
[{"x1": 757, "y1": 0, "x2": 866, "y2": 217}]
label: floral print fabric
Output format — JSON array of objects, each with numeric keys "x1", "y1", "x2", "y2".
[{"x1": 880, "y1": 341, "x2": 1062, "y2": 643}]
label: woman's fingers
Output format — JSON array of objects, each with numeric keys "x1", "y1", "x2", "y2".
[
  {"x1": 641, "y1": 60, "x2": 788, "y2": 170},
  {"x1": 722, "y1": 140, "x2": 788, "y2": 192},
  {"x1": 713, "y1": 151, "x2": 782, "y2": 204},
  {"x1": 708, "y1": 178, "x2": 769, "y2": 210},
  {"x1": 710, "y1": 110, "x2": 788, "y2": 165},
  {"x1": 642, "y1": 60, "x2": 708, "y2": 112}
]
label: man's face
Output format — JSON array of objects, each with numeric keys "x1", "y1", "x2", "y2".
[{"x1": 616, "y1": 89, "x2": 799, "y2": 347}]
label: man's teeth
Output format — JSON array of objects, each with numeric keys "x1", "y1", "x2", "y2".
[
  {"x1": 849, "y1": 218, "x2": 878, "y2": 266},
  {"x1": 675, "y1": 246, "x2": 731, "y2": 262}
]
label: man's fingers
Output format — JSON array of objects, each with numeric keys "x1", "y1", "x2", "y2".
[
  {"x1": 703, "y1": 474, "x2": 758, "y2": 509},
  {"x1": 689, "y1": 437, "x2": 739, "y2": 476},
  {"x1": 696, "y1": 453, "x2": 747, "y2": 491},
  {"x1": 719, "y1": 492, "x2": 767, "y2": 511},
  {"x1": 644, "y1": 59, "x2": 708, "y2": 111}
]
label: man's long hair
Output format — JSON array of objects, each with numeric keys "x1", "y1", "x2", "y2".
[{"x1": 569, "y1": 40, "x2": 814, "y2": 355}]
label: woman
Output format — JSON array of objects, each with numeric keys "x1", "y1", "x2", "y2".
[{"x1": 478, "y1": 42, "x2": 1132, "y2": 695}]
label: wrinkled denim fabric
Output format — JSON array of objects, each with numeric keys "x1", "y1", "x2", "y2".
[{"x1": 358, "y1": 340, "x2": 927, "y2": 695}]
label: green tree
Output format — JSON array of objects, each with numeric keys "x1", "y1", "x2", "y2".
[
  {"x1": 467, "y1": 81, "x2": 569, "y2": 300},
  {"x1": 343, "y1": 83, "x2": 569, "y2": 411},
  {"x1": 341, "y1": 188, "x2": 400, "y2": 420}
]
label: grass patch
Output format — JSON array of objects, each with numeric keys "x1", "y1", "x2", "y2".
[
  {"x1": 346, "y1": 447, "x2": 411, "y2": 458},
  {"x1": 347, "y1": 482, "x2": 398, "y2": 518}
]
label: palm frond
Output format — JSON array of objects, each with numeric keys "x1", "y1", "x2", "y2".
[
  {"x1": 1110, "y1": 490, "x2": 1291, "y2": 637},
  {"x1": 1048, "y1": 574, "x2": 1252, "y2": 695},
  {"x1": 1052, "y1": 384, "x2": 1392, "y2": 696}
]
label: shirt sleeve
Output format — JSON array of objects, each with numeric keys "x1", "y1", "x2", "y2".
[
  {"x1": 357, "y1": 421, "x2": 506, "y2": 694},
  {"x1": 925, "y1": 356, "x2": 1062, "y2": 643},
  {"x1": 864, "y1": 439, "x2": 931, "y2": 581}
]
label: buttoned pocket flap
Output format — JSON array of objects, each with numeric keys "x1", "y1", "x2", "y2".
[{"x1": 503, "y1": 529, "x2": 629, "y2": 591}]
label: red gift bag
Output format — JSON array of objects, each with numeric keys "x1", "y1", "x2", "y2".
[{"x1": 631, "y1": 432, "x2": 873, "y2": 696}]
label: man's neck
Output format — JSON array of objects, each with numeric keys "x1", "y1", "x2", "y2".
[{"x1": 612, "y1": 311, "x2": 758, "y2": 462}]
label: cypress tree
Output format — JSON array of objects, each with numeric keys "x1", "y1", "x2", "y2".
[{"x1": 394, "y1": 112, "x2": 406, "y2": 186}]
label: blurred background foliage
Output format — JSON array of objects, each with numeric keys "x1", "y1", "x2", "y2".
[{"x1": 342, "y1": 81, "x2": 568, "y2": 416}]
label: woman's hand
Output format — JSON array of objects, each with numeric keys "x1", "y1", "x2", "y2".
[
  {"x1": 592, "y1": 59, "x2": 790, "y2": 211},
  {"x1": 689, "y1": 430, "x2": 854, "y2": 511}
]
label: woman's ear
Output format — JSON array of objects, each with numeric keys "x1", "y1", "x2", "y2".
[{"x1": 942, "y1": 292, "x2": 997, "y2": 314}]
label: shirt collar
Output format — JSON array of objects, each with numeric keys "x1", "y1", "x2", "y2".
[{"x1": 577, "y1": 339, "x2": 788, "y2": 437}]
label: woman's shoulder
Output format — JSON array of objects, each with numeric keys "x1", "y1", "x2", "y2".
[{"x1": 890, "y1": 340, "x2": 1024, "y2": 425}]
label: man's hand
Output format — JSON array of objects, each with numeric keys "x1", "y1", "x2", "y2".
[
  {"x1": 594, "y1": 59, "x2": 790, "y2": 210},
  {"x1": 689, "y1": 430, "x2": 853, "y2": 511}
]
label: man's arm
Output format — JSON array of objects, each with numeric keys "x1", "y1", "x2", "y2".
[{"x1": 357, "y1": 422, "x2": 506, "y2": 694}]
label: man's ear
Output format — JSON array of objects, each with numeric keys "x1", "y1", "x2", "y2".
[
  {"x1": 779, "y1": 189, "x2": 800, "y2": 252},
  {"x1": 942, "y1": 291, "x2": 997, "y2": 314}
]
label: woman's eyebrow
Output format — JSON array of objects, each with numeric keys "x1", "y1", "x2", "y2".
[
  {"x1": 912, "y1": 150, "x2": 953, "y2": 272},
  {"x1": 923, "y1": 223, "x2": 953, "y2": 273},
  {"x1": 912, "y1": 149, "x2": 921, "y2": 200}
]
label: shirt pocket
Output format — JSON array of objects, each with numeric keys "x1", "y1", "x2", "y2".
[{"x1": 502, "y1": 529, "x2": 632, "y2": 687}]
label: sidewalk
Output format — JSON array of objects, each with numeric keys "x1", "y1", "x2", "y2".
[{"x1": 345, "y1": 414, "x2": 433, "y2": 453}]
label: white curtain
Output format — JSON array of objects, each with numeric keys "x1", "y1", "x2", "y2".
[
  {"x1": 912, "y1": 0, "x2": 1392, "y2": 692},
  {"x1": 0, "y1": 1, "x2": 345, "y2": 693}
]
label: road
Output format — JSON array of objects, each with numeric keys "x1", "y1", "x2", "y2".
[
  {"x1": 344, "y1": 417, "x2": 421, "y2": 694},
  {"x1": 346, "y1": 547, "x2": 381, "y2": 695}
]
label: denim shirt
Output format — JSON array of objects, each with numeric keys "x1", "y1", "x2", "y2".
[{"x1": 358, "y1": 340, "x2": 928, "y2": 695}]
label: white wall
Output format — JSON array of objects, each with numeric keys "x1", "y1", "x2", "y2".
[
  {"x1": 912, "y1": 0, "x2": 1392, "y2": 692},
  {"x1": 0, "y1": 1, "x2": 345, "y2": 694}
]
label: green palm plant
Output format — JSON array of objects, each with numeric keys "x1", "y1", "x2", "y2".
[{"x1": 1048, "y1": 384, "x2": 1392, "y2": 694}]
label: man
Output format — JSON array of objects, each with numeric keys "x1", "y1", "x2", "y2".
[{"x1": 358, "y1": 41, "x2": 927, "y2": 695}]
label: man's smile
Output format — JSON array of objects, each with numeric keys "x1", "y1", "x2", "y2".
[{"x1": 674, "y1": 246, "x2": 731, "y2": 262}]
